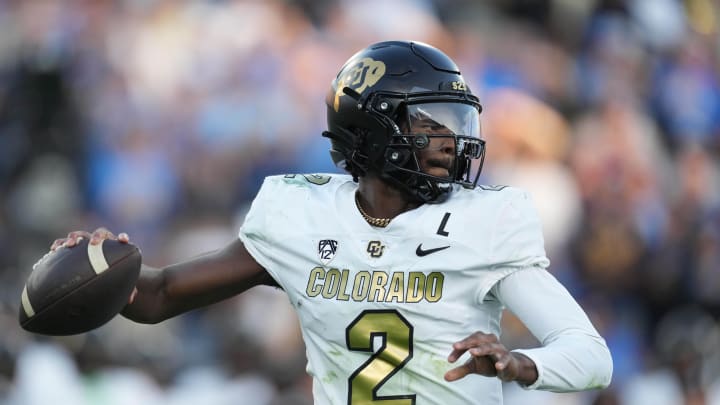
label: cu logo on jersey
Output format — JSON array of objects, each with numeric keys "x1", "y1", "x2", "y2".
[
  {"x1": 366, "y1": 241, "x2": 385, "y2": 258},
  {"x1": 318, "y1": 240, "x2": 338, "y2": 265}
]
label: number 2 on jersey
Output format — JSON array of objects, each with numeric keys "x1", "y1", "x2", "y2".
[{"x1": 345, "y1": 310, "x2": 415, "y2": 404}]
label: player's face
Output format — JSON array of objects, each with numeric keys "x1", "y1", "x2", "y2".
[
  {"x1": 411, "y1": 119, "x2": 456, "y2": 178},
  {"x1": 404, "y1": 103, "x2": 481, "y2": 179}
]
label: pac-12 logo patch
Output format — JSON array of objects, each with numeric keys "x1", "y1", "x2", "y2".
[{"x1": 318, "y1": 240, "x2": 338, "y2": 265}]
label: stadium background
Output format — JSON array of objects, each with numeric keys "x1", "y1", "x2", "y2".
[{"x1": 1, "y1": 0, "x2": 719, "y2": 404}]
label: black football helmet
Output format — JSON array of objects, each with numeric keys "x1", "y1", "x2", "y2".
[{"x1": 323, "y1": 40, "x2": 485, "y2": 203}]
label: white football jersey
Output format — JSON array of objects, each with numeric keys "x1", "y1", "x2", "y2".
[{"x1": 239, "y1": 174, "x2": 550, "y2": 405}]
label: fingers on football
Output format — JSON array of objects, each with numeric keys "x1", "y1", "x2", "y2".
[
  {"x1": 90, "y1": 227, "x2": 121, "y2": 245},
  {"x1": 91, "y1": 228, "x2": 130, "y2": 244},
  {"x1": 58, "y1": 230, "x2": 92, "y2": 249},
  {"x1": 50, "y1": 238, "x2": 66, "y2": 251},
  {"x1": 52, "y1": 228, "x2": 130, "y2": 251},
  {"x1": 87, "y1": 228, "x2": 129, "y2": 244}
]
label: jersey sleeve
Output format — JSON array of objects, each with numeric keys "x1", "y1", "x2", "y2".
[
  {"x1": 475, "y1": 189, "x2": 551, "y2": 301},
  {"x1": 238, "y1": 176, "x2": 288, "y2": 288},
  {"x1": 491, "y1": 189, "x2": 549, "y2": 268},
  {"x1": 494, "y1": 267, "x2": 613, "y2": 392}
]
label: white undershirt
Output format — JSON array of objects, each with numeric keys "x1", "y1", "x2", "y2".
[{"x1": 492, "y1": 267, "x2": 613, "y2": 392}]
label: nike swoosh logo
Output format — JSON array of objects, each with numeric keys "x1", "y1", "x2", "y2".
[{"x1": 415, "y1": 244, "x2": 450, "y2": 257}]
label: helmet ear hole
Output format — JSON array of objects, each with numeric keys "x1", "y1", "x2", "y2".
[
  {"x1": 385, "y1": 148, "x2": 411, "y2": 166},
  {"x1": 376, "y1": 99, "x2": 394, "y2": 113}
]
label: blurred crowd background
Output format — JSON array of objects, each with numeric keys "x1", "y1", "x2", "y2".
[{"x1": 1, "y1": 0, "x2": 719, "y2": 404}]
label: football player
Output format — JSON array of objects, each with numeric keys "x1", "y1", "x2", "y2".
[{"x1": 52, "y1": 41, "x2": 612, "y2": 404}]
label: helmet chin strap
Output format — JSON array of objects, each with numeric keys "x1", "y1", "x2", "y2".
[
  {"x1": 379, "y1": 164, "x2": 452, "y2": 204},
  {"x1": 415, "y1": 177, "x2": 452, "y2": 203}
]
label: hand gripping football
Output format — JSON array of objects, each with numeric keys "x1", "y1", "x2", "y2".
[{"x1": 19, "y1": 238, "x2": 142, "y2": 335}]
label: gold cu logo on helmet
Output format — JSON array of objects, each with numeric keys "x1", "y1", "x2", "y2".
[
  {"x1": 366, "y1": 241, "x2": 385, "y2": 258},
  {"x1": 334, "y1": 57, "x2": 386, "y2": 112}
]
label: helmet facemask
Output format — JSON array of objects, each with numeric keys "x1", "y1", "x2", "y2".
[{"x1": 364, "y1": 91, "x2": 486, "y2": 203}]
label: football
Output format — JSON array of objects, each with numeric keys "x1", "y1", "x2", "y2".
[{"x1": 19, "y1": 238, "x2": 142, "y2": 336}]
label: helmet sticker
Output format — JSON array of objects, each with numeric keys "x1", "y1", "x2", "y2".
[
  {"x1": 450, "y1": 81, "x2": 467, "y2": 91},
  {"x1": 334, "y1": 57, "x2": 386, "y2": 112}
]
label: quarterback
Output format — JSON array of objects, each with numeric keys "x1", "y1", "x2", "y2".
[{"x1": 52, "y1": 41, "x2": 612, "y2": 404}]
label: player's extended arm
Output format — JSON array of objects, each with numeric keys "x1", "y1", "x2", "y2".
[
  {"x1": 495, "y1": 267, "x2": 613, "y2": 392},
  {"x1": 52, "y1": 228, "x2": 273, "y2": 324},
  {"x1": 121, "y1": 238, "x2": 272, "y2": 323}
]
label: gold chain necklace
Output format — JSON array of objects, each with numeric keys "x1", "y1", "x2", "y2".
[{"x1": 355, "y1": 193, "x2": 392, "y2": 228}]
